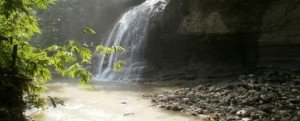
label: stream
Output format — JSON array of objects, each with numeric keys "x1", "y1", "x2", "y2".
[{"x1": 26, "y1": 80, "x2": 205, "y2": 121}]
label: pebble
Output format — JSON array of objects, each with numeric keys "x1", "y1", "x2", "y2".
[
  {"x1": 236, "y1": 110, "x2": 250, "y2": 117},
  {"x1": 143, "y1": 72, "x2": 299, "y2": 121},
  {"x1": 237, "y1": 87, "x2": 247, "y2": 92},
  {"x1": 241, "y1": 117, "x2": 253, "y2": 121},
  {"x1": 226, "y1": 116, "x2": 235, "y2": 120},
  {"x1": 291, "y1": 88, "x2": 298, "y2": 93}
]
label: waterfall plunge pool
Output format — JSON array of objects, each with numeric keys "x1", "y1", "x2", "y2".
[{"x1": 26, "y1": 79, "x2": 208, "y2": 121}]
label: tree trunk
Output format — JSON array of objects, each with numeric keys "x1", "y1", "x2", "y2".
[{"x1": 11, "y1": 45, "x2": 18, "y2": 68}]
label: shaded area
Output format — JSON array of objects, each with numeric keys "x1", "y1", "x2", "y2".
[
  {"x1": 143, "y1": 0, "x2": 300, "y2": 81},
  {"x1": 0, "y1": 68, "x2": 31, "y2": 121}
]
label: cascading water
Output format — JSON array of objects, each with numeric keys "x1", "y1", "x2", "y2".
[{"x1": 94, "y1": 0, "x2": 168, "y2": 81}]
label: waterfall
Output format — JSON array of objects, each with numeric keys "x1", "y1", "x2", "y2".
[{"x1": 94, "y1": 0, "x2": 168, "y2": 81}]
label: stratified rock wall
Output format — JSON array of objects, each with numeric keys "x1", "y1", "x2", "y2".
[
  {"x1": 144, "y1": 0, "x2": 300, "y2": 81},
  {"x1": 258, "y1": 0, "x2": 300, "y2": 71}
]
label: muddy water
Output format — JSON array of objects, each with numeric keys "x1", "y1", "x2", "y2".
[{"x1": 27, "y1": 80, "x2": 206, "y2": 121}]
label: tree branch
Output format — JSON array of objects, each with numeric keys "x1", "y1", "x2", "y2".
[{"x1": 11, "y1": 45, "x2": 18, "y2": 68}]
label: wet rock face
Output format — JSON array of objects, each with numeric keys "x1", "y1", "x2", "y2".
[
  {"x1": 143, "y1": 72, "x2": 300, "y2": 121},
  {"x1": 144, "y1": 0, "x2": 300, "y2": 81}
]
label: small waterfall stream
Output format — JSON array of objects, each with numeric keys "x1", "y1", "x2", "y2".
[{"x1": 94, "y1": 0, "x2": 168, "y2": 81}]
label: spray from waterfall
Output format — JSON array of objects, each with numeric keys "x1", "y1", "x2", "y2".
[{"x1": 94, "y1": 0, "x2": 168, "y2": 81}]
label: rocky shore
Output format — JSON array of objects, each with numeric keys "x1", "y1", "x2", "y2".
[{"x1": 143, "y1": 71, "x2": 300, "y2": 121}]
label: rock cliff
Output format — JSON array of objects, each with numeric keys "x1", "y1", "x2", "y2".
[{"x1": 144, "y1": 0, "x2": 300, "y2": 81}]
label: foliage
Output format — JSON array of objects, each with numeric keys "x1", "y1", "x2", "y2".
[
  {"x1": 16, "y1": 40, "x2": 95, "y2": 109},
  {"x1": 0, "y1": 0, "x2": 125, "y2": 120},
  {"x1": 96, "y1": 45, "x2": 125, "y2": 56},
  {"x1": 83, "y1": 27, "x2": 96, "y2": 35},
  {"x1": 95, "y1": 45, "x2": 126, "y2": 71},
  {"x1": 0, "y1": 0, "x2": 55, "y2": 42},
  {"x1": 113, "y1": 60, "x2": 126, "y2": 72},
  {"x1": 0, "y1": 39, "x2": 96, "y2": 112}
]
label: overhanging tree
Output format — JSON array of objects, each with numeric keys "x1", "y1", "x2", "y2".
[{"x1": 0, "y1": 0, "x2": 124, "y2": 120}]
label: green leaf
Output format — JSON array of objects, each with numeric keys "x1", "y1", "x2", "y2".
[
  {"x1": 95, "y1": 45, "x2": 125, "y2": 56},
  {"x1": 113, "y1": 60, "x2": 126, "y2": 72},
  {"x1": 112, "y1": 46, "x2": 125, "y2": 52},
  {"x1": 46, "y1": 45, "x2": 60, "y2": 51},
  {"x1": 83, "y1": 27, "x2": 96, "y2": 35}
]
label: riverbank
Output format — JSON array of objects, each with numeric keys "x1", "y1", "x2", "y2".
[{"x1": 143, "y1": 72, "x2": 300, "y2": 121}]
